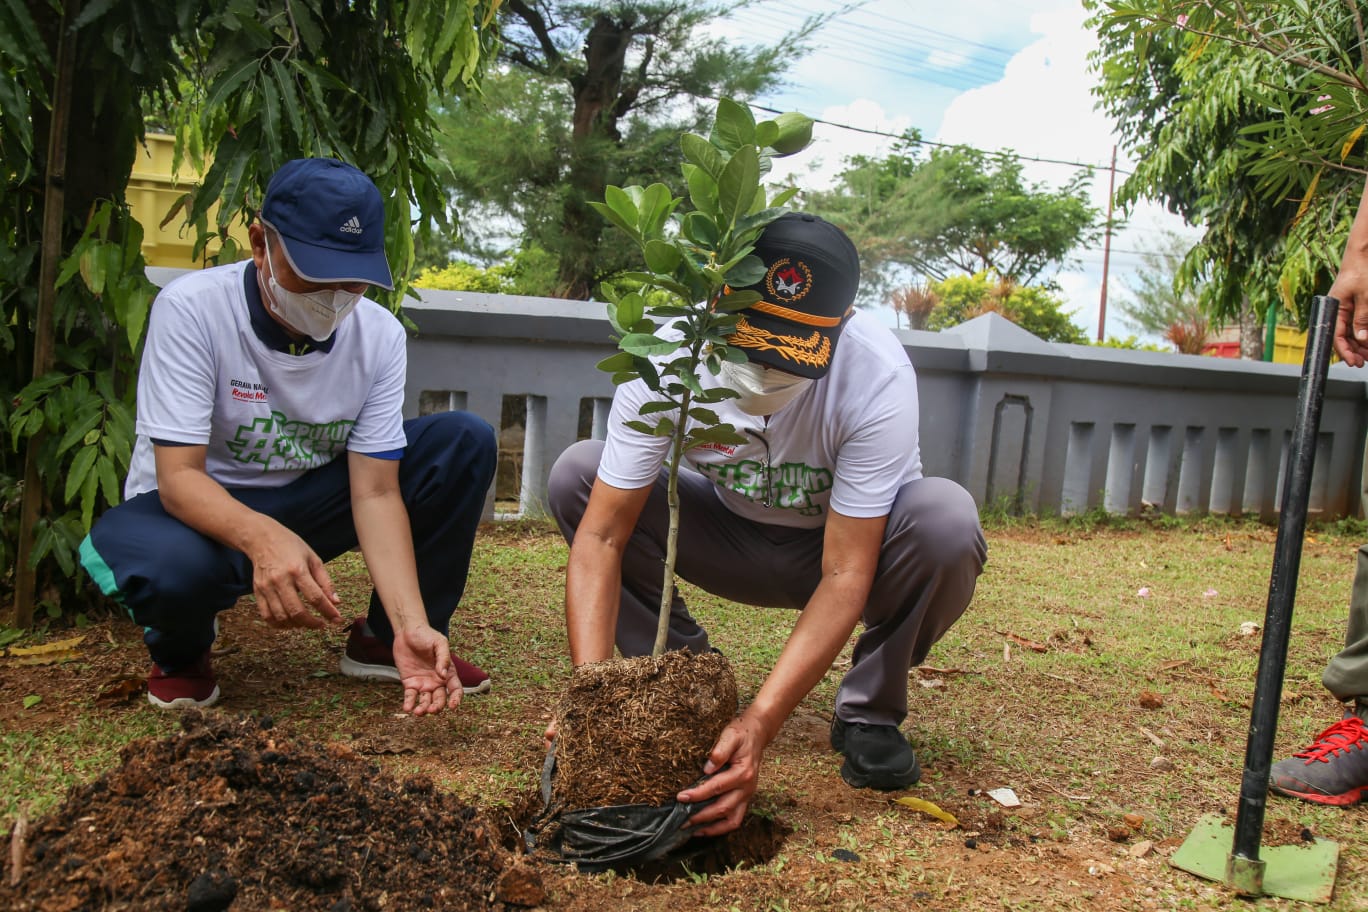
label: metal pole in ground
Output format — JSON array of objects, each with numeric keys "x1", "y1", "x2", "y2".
[{"x1": 1226, "y1": 294, "x2": 1338, "y2": 894}]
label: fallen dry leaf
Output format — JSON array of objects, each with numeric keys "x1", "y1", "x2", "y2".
[
  {"x1": 1137, "y1": 727, "x2": 1165, "y2": 749},
  {"x1": 1138, "y1": 691, "x2": 1164, "y2": 709},
  {"x1": 7, "y1": 635, "x2": 84, "y2": 656},
  {"x1": 95, "y1": 677, "x2": 145, "y2": 705},
  {"x1": 894, "y1": 796, "x2": 960, "y2": 826},
  {"x1": 999, "y1": 631, "x2": 1048, "y2": 652}
]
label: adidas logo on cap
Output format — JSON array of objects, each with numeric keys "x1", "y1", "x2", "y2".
[{"x1": 340, "y1": 216, "x2": 363, "y2": 235}]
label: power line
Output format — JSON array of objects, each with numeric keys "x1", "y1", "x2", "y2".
[
  {"x1": 746, "y1": 100, "x2": 1132, "y2": 175},
  {"x1": 728, "y1": 8, "x2": 1013, "y2": 93}
]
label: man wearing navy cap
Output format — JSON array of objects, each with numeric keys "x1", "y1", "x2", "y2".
[
  {"x1": 80, "y1": 158, "x2": 496, "y2": 716},
  {"x1": 549, "y1": 212, "x2": 987, "y2": 835}
]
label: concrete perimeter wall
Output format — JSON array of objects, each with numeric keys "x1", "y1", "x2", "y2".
[
  {"x1": 142, "y1": 271, "x2": 1368, "y2": 522},
  {"x1": 404, "y1": 289, "x2": 1368, "y2": 522}
]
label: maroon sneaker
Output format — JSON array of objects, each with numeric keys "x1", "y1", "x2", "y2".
[
  {"x1": 147, "y1": 653, "x2": 220, "y2": 709},
  {"x1": 340, "y1": 618, "x2": 491, "y2": 695}
]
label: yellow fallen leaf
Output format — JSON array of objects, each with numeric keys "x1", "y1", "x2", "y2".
[
  {"x1": 894, "y1": 796, "x2": 959, "y2": 826},
  {"x1": 9, "y1": 649, "x2": 80, "y2": 666},
  {"x1": 7, "y1": 635, "x2": 84, "y2": 657}
]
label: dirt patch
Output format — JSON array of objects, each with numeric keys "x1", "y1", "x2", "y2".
[{"x1": 0, "y1": 711, "x2": 541, "y2": 912}]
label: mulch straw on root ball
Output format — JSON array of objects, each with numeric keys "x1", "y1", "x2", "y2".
[
  {"x1": 0, "y1": 710, "x2": 544, "y2": 912},
  {"x1": 551, "y1": 649, "x2": 738, "y2": 809}
]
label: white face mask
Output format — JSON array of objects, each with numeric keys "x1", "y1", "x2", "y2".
[
  {"x1": 718, "y1": 360, "x2": 813, "y2": 416},
  {"x1": 261, "y1": 234, "x2": 364, "y2": 342}
]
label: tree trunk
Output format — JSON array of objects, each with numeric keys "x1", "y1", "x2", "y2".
[
  {"x1": 1238, "y1": 296, "x2": 1264, "y2": 360},
  {"x1": 15, "y1": 0, "x2": 79, "y2": 628},
  {"x1": 555, "y1": 14, "x2": 634, "y2": 299}
]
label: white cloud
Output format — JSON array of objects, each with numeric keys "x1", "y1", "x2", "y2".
[
  {"x1": 768, "y1": 99, "x2": 912, "y2": 192},
  {"x1": 932, "y1": 3, "x2": 1201, "y2": 340},
  {"x1": 748, "y1": 1, "x2": 1205, "y2": 340}
]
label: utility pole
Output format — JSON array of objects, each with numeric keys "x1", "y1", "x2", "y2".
[{"x1": 1097, "y1": 145, "x2": 1118, "y2": 343}]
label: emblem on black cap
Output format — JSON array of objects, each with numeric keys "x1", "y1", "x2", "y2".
[{"x1": 766, "y1": 258, "x2": 812, "y2": 301}]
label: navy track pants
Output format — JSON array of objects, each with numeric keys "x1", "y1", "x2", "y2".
[{"x1": 79, "y1": 411, "x2": 496, "y2": 670}]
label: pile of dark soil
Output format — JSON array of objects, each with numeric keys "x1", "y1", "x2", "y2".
[
  {"x1": 551, "y1": 649, "x2": 737, "y2": 809},
  {"x1": 0, "y1": 711, "x2": 543, "y2": 912}
]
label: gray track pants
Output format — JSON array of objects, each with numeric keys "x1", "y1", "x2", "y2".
[
  {"x1": 1323, "y1": 543, "x2": 1368, "y2": 703},
  {"x1": 547, "y1": 440, "x2": 988, "y2": 727}
]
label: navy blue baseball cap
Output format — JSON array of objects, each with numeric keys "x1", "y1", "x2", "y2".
[{"x1": 260, "y1": 158, "x2": 394, "y2": 290}]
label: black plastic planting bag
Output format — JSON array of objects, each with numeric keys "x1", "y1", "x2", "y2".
[{"x1": 524, "y1": 746, "x2": 712, "y2": 872}]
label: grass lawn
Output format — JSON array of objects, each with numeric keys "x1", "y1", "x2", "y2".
[{"x1": 2, "y1": 514, "x2": 1366, "y2": 910}]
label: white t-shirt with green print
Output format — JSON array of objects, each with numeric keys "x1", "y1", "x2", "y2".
[
  {"x1": 598, "y1": 310, "x2": 922, "y2": 530},
  {"x1": 124, "y1": 260, "x2": 408, "y2": 498}
]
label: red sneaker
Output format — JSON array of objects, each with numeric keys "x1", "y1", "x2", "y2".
[
  {"x1": 147, "y1": 653, "x2": 221, "y2": 709},
  {"x1": 340, "y1": 618, "x2": 491, "y2": 695}
]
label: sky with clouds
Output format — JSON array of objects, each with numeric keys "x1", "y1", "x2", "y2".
[{"x1": 722, "y1": 0, "x2": 1200, "y2": 342}]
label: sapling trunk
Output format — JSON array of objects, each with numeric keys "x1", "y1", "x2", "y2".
[{"x1": 653, "y1": 383, "x2": 693, "y2": 657}]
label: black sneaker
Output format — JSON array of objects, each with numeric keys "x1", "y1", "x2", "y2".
[
  {"x1": 830, "y1": 717, "x2": 921, "y2": 790},
  {"x1": 1269, "y1": 716, "x2": 1368, "y2": 807}
]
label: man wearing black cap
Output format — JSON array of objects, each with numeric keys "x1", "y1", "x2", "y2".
[
  {"x1": 79, "y1": 158, "x2": 496, "y2": 716},
  {"x1": 548, "y1": 212, "x2": 987, "y2": 835}
]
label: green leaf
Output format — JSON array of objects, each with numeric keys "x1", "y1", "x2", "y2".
[
  {"x1": 717, "y1": 289, "x2": 762, "y2": 312},
  {"x1": 620, "y1": 333, "x2": 681, "y2": 357},
  {"x1": 55, "y1": 410, "x2": 102, "y2": 456},
  {"x1": 604, "y1": 185, "x2": 641, "y2": 229},
  {"x1": 682, "y1": 212, "x2": 720, "y2": 247},
  {"x1": 97, "y1": 454, "x2": 122, "y2": 508},
  {"x1": 624, "y1": 417, "x2": 675, "y2": 438},
  {"x1": 22, "y1": 695, "x2": 41, "y2": 710},
  {"x1": 686, "y1": 425, "x2": 748, "y2": 447},
  {"x1": 117, "y1": 284, "x2": 154, "y2": 352},
  {"x1": 644, "y1": 239, "x2": 683, "y2": 273},
  {"x1": 637, "y1": 183, "x2": 679, "y2": 238},
  {"x1": 79, "y1": 468, "x2": 99, "y2": 534},
  {"x1": 724, "y1": 255, "x2": 766, "y2": 288},
  {"x1": 717, "y1": 145, "x2": 761, "y2": 229},
  {"x1": 711, "y1": 98, "x2": 757, "y2": 152},
  {"x1": 65, "y1": 445, "x2": 98, "y2": 505},
  {"x1": 682, "y1": 163, "x2": 719, "y2": 218},
  {"x1": 735, "y1": 206, "x2": 790, "y2": 236},
  {"x1": 681, "y1": 133, "x2": 725, "y2": 180},
  {"x1": 589, "y1": 200, "x2": 639, "y2": 241},
  {"x1": 608, "y1": 294, "x2": 647, "y2": 335},
  {"x1": 638, "y1": 399, "x2": 681, "y2": 415},
  {"x1": 596, "y1": 351, "x2": 637, "y2": 373},
  {"x1": 79, "y1": 243, "x2": 108, "y2": 294}
]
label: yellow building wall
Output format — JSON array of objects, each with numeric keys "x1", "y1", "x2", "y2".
[
  {"x1": 127, "y1": 133, "x2": 250, "y2": 268},
  {"x1": 1271, "y1": 325, "x2": 1339, "y2": 366}
]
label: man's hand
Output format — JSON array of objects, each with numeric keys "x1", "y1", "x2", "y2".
[
  {"x1": 676, "y1": 713, "x2": 769, "y2": 838},
  {"x1": 248, "y1": 524, "x2": 344, "y2": 630},
  {"x1": 392, "y1": 625, "x2": 462, "y2": 716},
  {"x1": 1332, "y1": 265, "x2": 1368, "y2": 367},
  {"x1": 1330, "y1": 178, "x2": 1368, "y2": 367}
]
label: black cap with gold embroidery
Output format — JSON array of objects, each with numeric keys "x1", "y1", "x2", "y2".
[{"x1": 727, "y1": 212, "x2": 860, "y2": 379}]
